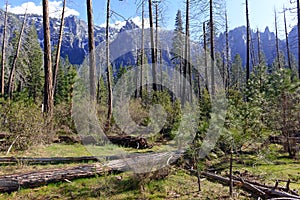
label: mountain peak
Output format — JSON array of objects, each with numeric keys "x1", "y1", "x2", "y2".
[
  {"x1": 264, "y1": 26, "x2": 270, "y2": 33},
  {"x1": 119, "y1": 20, "x2": 139, "y2": 33}
]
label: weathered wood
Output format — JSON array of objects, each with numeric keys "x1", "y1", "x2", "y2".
[
  {"x1": 0, "y1": 156, "x2": 100, "y2": 165},
  {"x1": 0, "y1": 133, "x2": 9, "y2": 140},
  {"x1": 55, "y1": 135, "x2": 152, "y2": 149},
  {"x1": 107, "y1": 135, "x2": 151, "y2": 149},
  {"x1": 201, "y1": 171, "x2": 300, "y2": 199},
  {"x1": 0, "y1": 164, "x2": 107, "y2": 193},
  {"x1": 269, "y1": 136, "x2": 300, "y2": 144},
  {"x1": 0, "y1": 151, "x2": 182, "y2": 193}
]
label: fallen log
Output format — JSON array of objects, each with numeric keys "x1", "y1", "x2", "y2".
[
  {"x1": 0, "y1": 164, "x2": 108, "y2": 193},
  {"x1": 107, "y1": 135, "x2": 151, "y2": 149},
  {"x1": 232, "y1": 175, "x2": 299, "y2": 196},
  {"x1": 55, "y1": 135, "x2": 152, "y2": 149},
  {"x1": 0, "y1": 156, "x2": 100, "y2": 165},
  {"x1": 269, "y1": 136, "x2": 300, "y2": 144},
  {"x1": 0, "y1": 151, "x2": 182, "y2": 193},
  {"x1": 201, "y1": 171, "x2": 300, "y2": 199}
]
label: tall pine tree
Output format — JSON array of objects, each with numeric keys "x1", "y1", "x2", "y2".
[
  {"x1": 25, "y1": 23, "x2": 43, "y2": 102},
  {"x1": 171, "y1": 10, "x2": 184, "y2": 97}
]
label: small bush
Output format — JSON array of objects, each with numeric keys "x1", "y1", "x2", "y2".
[{"x1": 0, "y1": 99, "x2": 49, "y2": 151}]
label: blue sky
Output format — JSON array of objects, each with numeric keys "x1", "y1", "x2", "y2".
[{"x1": 1, "y1": 0, "x2": 297, "y2": 37}]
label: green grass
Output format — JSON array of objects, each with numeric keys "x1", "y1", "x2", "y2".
[
  {"x1": 0, "y1": 143, "x2": 91, "y2": 157},
  {"x1": 0, "y1": 168, "x2": 249, "y2": 200},
  {"x1": 1, "y1": 142, "x2": 166, "y2": 158},
  {"x1": 209, "y1": 149, "x2": 300, "y2": 191},
  {"x1": 0, "y1": 143, "x2": 299, "y2": 199}
]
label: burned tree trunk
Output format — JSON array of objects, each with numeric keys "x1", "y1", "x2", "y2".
[
  {"x1": 297, "y1": 0, "x2": 300, "y2": 79},
  {"x1": 0, "y1": 1, "x2": 8, "y2": 96},
  {"x1": 107, "y1": 135, "x2": 151, "y2": 149},
  {"x1": 106, "y1": 0, "x2": 113, "y2": 130},
  {"x1": 43, "y1": 0, "x2": 54, "y2": 115},
  {"x1": 86, "y1": 0, "x2": 96, "y2": 101},
  {"x1": 148, "y1": 0, "x2": 157, "y2": 91},
  {"x1": 246, "y1": 0, "x2": 250, "y2": 83},
  {"x1": 140, "y1": 1, "x2": 145, "y2": 97},
  {"x1": 210, "y1": 0, "x2": 215, "y2": 95},
  {"x1": 182, "y1": 0, "x2": 190, "y2": 103}
]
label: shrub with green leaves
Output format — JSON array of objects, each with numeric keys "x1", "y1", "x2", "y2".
[{"x1": 0, "y1": 99, "x2": 48, "y2": 151}]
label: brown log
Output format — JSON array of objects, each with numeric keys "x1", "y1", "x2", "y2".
[
  {"x1": 0, "y1": 133, "x2": 9, "y2": 140},
  {"x1": 269, "y1": 136, "x2": 300, "y2": 144},
  {"x1": 0, "y1": 156, "x2": 100, "y2": 165},
  {"x1": 55, "y1": 135, "x2": 152, "y2": 149},
  {"x1": 201, "y1": 172, "x2": 300, "y2": 199},
  {"x1": 0, "y1": 152, "x2": 182, "y2": 193},
  {"x1": 107, "y1": 135, "x2": 151, "y2": 149},
  {"x1": 0, "y1": 164, "x2": 107, "y2": 193}
]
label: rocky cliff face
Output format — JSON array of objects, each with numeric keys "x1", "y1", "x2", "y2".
[
  {"x1": 0, "y1": 10, "x2": 296, "y2": 68},
  {"x1": 217, "y1": 26, "x2": 286, "y2": 67}
]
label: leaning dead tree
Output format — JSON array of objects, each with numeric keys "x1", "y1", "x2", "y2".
[
  {"x1": 7, "y1": 11, "x2": 27, "y2": 98},
  {"x1": 1, "y1": 1, "x2": 8, "y2": 96},
  {"x1": 201, "y1": 171, "x2": 300, "y2": 199},
  {"x1": 53, "y1": 0, "x2": 66, "y2": 95}
]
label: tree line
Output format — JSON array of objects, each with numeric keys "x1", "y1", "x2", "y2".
[{"x1": 0, "y1": 0, "x2": 300, "y2": 161}]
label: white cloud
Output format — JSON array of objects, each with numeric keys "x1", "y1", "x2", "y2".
[
  {"x1": 131, "y1": 16, "x2": 150, "y2": 29},
  {"x1": 6, "y1": 1, "x2": 79, "y2": 18},
  {"x1": 100, "y1": 20, "x2": 127, "y2": 30}
]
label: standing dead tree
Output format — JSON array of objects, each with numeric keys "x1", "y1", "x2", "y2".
[
  {"x1": 148, "y1": 0, "x2": 158, "y2": 91},
  {"x1": 106, "y1": 0, "x2": 113, "y2": 130},
  {"x1": 7, "y1": 11, "x2": 27, "y2": 98},
  {"x1": 86, "y1": 0, "x2": 96, "y2": 102},
  {"x1": 140, "y1": 0, "x2": 145, "y2": 97},
  {"x1": 284, "y1": 7, "x2": 292, "y2": 70},
  {"x1": 43, "y1": 0, "x2": 54, "y2": 115},
  {"x1": 225, "y1": 9, "x2": 230, "y2": 91},
  {"x1": 274, "y1": 8, "x2": 281, "y2": 69},
  {"x1": 257, "y1": 28, "x2": 262, "y2": 65},
  {"x1": 297, "y1": 0, "x2": 300, "y2": 79},
  {"x1": 288, "y1": 0, "x2": 300, "y2": 78},
  {"x1": 210, "y1": 0, "x2": 215, "y2": 96},
  {"x1": 1, "y1": 1, "x2": 8, "y2": 96},
  {"x1": 182, "y1": 0, "x2": 190, "y2": 104},
  {"x1": 246, "y1": 0, "x2": 250, "y2": 83}
]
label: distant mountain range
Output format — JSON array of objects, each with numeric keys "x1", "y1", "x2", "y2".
[{"x1": 0, "y1": 10, "x2": 298, "y2": 68}]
